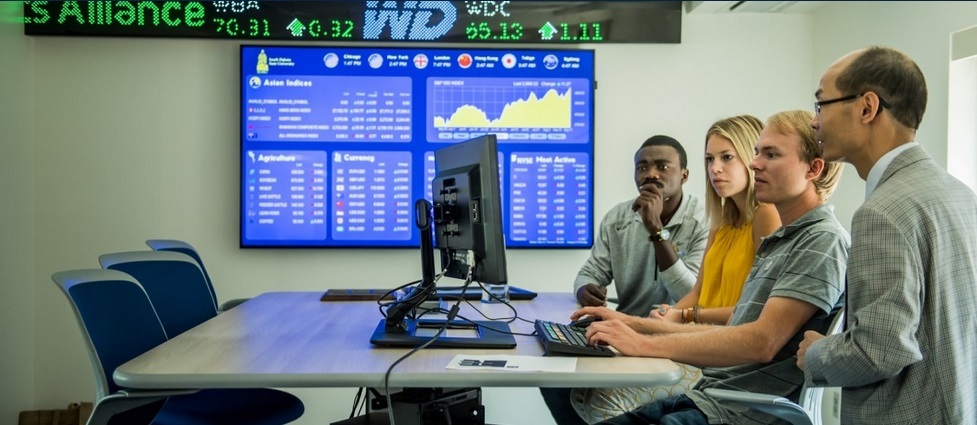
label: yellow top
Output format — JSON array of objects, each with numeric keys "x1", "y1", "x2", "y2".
[{"x1": 698, "y1": 222, "x2": 756, "y2": 308}]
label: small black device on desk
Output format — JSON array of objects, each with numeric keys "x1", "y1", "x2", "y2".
[{"x1": 534, "y1": 319, "x2": 614, "y2": 357}]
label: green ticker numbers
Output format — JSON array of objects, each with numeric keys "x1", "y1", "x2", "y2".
[
  {"x1": 211, "y1": 17, "x2": 352, "y2": 39},
  {"x1": 307, "y1": 19, "x2": 355, "y2": 39},
  {"x1": 465, "y1": 21, "x2": 523, "y2": 41},
  {"x1": 248, "y1": 18, "x2": 270, "y2": 37},
  {"x1": 559, "y1": 23, "x2": 603, "y2": 42},
  {"x1": 214, "y1": 18, "x2": 270, "y2": 37}
]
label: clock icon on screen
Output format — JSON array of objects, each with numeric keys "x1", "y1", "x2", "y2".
[
  {"x1": 323, "y1": 53, "x2": 339, "y2": 68},
  {"x1": 368, "y1": 54, "x2": 384, "y2": 69},
  {"x1": 543, "y1": 54, "x2": 559, "y2": 70}
]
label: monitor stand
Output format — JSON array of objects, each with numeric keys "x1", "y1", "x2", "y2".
[
  {"x1": 370, "y1": 318, "x2": 516, "y2": 349},
  {"x1": 369, "y1": 199, "x2": 516, "y2": 349}
]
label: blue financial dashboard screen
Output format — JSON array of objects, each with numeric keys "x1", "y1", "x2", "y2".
[{"x1": 241, "y1": 45, "x2": 594, "y2": 248}]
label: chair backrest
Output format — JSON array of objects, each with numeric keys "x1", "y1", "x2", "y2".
[
  {"x1": 145, "y1": 239, "x2": 218, "y2": 310},
  {"x1": 796, "y1": 310, "x2": 846, "y2": 425},
  {"x1": 52, "y1": 269, "x2": 169, "y2": 398},
  {"x1": 99, "y1": 250, "x2": 218, "y2": 337},
  {"x1": 704, "y1": 311, "x2": 847, "y2": 425},
  {"x1": 815, "y1": 387, "x2": 842, "y2": 425}
]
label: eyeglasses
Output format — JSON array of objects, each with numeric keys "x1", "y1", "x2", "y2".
[
  {"x1": 814, "y1": 93, "x2": 861, "y2": 114},
  {"x1": 814, "y1": 92, "x2": 891, "y2": 115}
]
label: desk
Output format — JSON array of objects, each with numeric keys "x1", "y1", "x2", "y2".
[{"x1": 115, "y1": 292, "x2": 680, "y2": 389}]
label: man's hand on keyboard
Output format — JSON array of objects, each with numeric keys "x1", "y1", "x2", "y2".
[{"x1": 584, "y1": 319, "x2": 648, "y2": 357}]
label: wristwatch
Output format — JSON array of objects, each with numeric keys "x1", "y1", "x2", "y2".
[{"x1": 648, "y1": 228, "x2": 671, "y2": 242}]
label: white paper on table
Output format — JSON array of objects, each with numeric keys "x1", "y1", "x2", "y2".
[{"x1": 445, "y1": 354, "x2": 577, "y2": 372}]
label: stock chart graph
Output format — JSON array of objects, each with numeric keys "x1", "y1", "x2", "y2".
[{"x1": 427, "y1": 77, "x2": 590, "y2": 143}]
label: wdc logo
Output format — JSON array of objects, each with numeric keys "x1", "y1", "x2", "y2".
[{"x1": 364, "y1": 1, "x2": 457, "y2": 41}]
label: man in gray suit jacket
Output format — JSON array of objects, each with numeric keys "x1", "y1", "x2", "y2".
[{"x1": 799, "y1": 46, "x2": 977, "y2": 424}]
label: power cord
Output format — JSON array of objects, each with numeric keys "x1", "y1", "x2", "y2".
[
  {"x1": 378, "y1": 262, "x2": 450, "y2": 319},
  {"x1": 437, "y1": 280, "x2": 535, "y2": 326},
  {"x1": 348, "y1": 387, "x2": 365, "y2": 419},
  {"x1": 376, "y1": 278, "x2": 421, "y2": 318},
  {"x1": 435, "y1": 311, "x2": 537, "y2": 337},
  {"x1": 382, "y1": 259, "x2": 471, "y2": 425},
  {"x1": 383, "y1": 305, "x2": 457, "y2": 425}
]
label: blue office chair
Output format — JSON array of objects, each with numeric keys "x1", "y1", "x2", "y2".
[
  {"x1": 99, "y1": 250, "x2": 216, "y2": 337},
  {"x1": 145, "y1": 239, "x2": 249, "y2": 311},
  {"x1": 53, "y1": 269, "x2": 305, "y2": 425},
  {"x1": 703, "y1": 312, "x2": 846, "y2": 425}
]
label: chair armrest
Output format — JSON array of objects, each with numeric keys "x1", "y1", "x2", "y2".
[
  {"x1": 703, "y1": 388, "x2": 813, "y2": 425},
  {"x1": 118, "y1": 389, "x2": 198, "y2": 397},
  {"x1": 88, "y1": 390, "x2": 197, "y2": 425},
  {"x1": 218, "y1": 298, "x2": 250, "y2": 312}
]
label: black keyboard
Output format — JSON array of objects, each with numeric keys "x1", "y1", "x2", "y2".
[{"x1": 534, "y1": 320, "x2": 614, "y2": 357}]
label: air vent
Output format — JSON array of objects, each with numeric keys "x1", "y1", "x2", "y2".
[
  {"x1": 729, "y1": 1, "x2": 798, "y2": 13},
  {"x1": 685, "y1": 1, "x2": 821, "y2": 14}
]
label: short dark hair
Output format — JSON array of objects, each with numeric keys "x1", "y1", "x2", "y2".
[
  {"x1": 639, "y1": 135, "x2": 688, "y2": 169},
  {"x1": 836, "y1": 46, "x2": 927, "y2": 130}
]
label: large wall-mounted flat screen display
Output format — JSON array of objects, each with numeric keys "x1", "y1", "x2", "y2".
[{"x1": 241, "y1": 45, "x2": 595, "y2": 248}]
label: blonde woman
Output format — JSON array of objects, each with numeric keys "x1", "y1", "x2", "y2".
[
  {"x1": 653, "y1": 115, "x2": 781, "y2": 325},
  {"x1": 566, "y1": 115, "x2": 780, "y2": 424}
]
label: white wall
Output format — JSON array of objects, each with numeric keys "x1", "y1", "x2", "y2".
[
  {"x1": 948, "y1": 24, "x2": 977, "y2": 192},
  {"x1": 0, "y1": 2, "x2": 35, "y2": 424},
  {"x1": 8, "y1": 2, "x2": 975, "y2": 424},
  {"x1": 811, "y1": 1, "x2": 977, "y2": 224},
  {"x1": 948, "y1": 55, "x2": 977, "y2": 192}
]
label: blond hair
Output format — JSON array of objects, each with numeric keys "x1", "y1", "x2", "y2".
[
  {"x1": 765, "y1": 110, "x2": 843, "y2": 201},
  {"x1": 704, "y1": 115, "x2": 764, "y2": 227}
]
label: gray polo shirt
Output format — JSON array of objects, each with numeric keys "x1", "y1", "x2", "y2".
[
  {"x1": 687, "y1": 204, "x2": 849, "y2": 425},
  {"x1": 574, "y1": 193, "x2": 708, "y2": 317}
]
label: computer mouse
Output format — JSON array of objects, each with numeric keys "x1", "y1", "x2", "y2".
[{"x1": 568, "y1": 316, "x2": 601, "y2": 328}]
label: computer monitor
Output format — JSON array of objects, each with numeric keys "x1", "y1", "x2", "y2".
[
  {"x1": 370, "y1": 134, "x2": 515, "y2": 349},
  {"x1": 433, "y1": 134, "x2": 507, "y2": 286}
]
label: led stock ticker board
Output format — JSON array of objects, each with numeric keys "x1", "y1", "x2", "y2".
[{"x1": 24, "y1": 1, "x2": 681, "y2": 44}]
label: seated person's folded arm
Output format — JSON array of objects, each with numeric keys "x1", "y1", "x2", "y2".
[
  {"x1": 657, "y1": 218, "x2": 710, "y2": 301},
  {"x1": 654, "y1": 228, "x2": 716, "y2": 321},
  {"x1": 573, "y1": 232, "x2": 612, "y2": 307}
]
